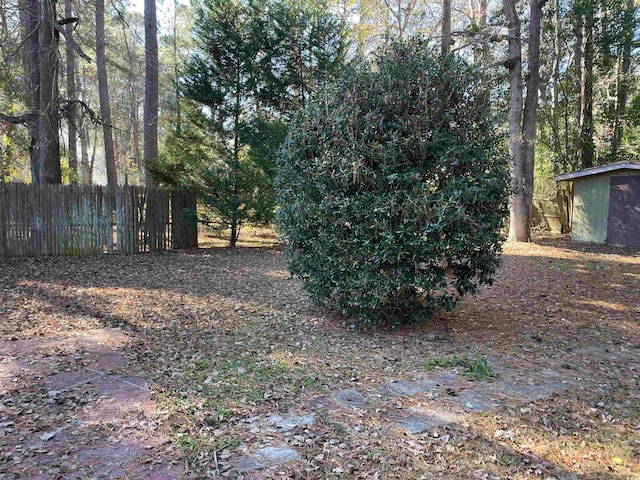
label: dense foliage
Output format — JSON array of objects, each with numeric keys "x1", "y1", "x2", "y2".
[
  {"x1": 276, "y1": 39, "x2": 509, "y2": 326},
  {"x1": 152, "y1": 0, "x2": 347, "y2": 245}
]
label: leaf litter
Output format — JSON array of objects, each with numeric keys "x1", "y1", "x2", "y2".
[{"x1": 0, "y1": 231, "x2": 638, "y2": 479}]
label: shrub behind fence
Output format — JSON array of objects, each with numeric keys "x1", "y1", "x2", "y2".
[{"x1": 0, "y1": 183, "x2": 197, "y2": 257}]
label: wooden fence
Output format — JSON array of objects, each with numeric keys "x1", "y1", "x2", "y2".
[{"x1": 0, "y1": 183, "x2": 198, "y2": 257}]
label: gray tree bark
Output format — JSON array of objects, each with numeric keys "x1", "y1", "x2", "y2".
[
  {"x1": 38, "y1": 0, "x2": 62, "y2": 184},
  {"x1": 579, "y1": 9, "x2": 594, "y2": 169},
  {"x1": 521, "y1": 0, "x2": 546, "y2": 237},
  {"x1": 20, "y1": 0, "x2": 41, "y2": 183},
  {"x1": 505, "y1": 0, "x2": 546, "y2": 242},
  {"x1": 78, "y1": 67, "x2": 91, "y2": 183},
  {"x1": 504, "y1": 0, "x2": 526, "y2": 242},
  {"x1": 573, "y1": 9, "x2": 583, "y2": 131},
  {"x1": 550, "y1": 0, "x2": 561, "y2": 160},
  {"x1": 144, "y1": 0, "x2": 159, "y2": 185},
  {"x1": 96, "y1": 0, "x2": 117, "y2": 188},
  {"x1": 172, "y1": 0, "x2": 181, "y2": 134},
  {"x1": 65, "y1": 0, "x2": 78, "y2": 180},
  {"x1": 441, "y1": 0, "x2": 451, "y2": 56}
]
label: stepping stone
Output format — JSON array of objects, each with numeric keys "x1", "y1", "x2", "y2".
[
  {"x1": 494, "y1": 379, "x2": 567, "y2": 403},
  {"x1": 483, "y1": 358, "x2": 512, "y2": 377},
  {"x1": 266, "y1": 414, "x2": 314, "y2": 432},
  {"x1": 454, "y1": 388, "x2": 501, "y2": 412},
  {"x1": 0, "y1": 330, "x2": 182, "y2": 479},
  {"x1": 392, "y1": 408, "x2": 456, "y2": 434},
  {"x1": 43, "y1": 370, "x2": 105, "y2": 391},
  {"x1": 235, "y1": 446, "x2": 301, "y2": 472},
  {"x1": 334, "y1": 389, "x2": 368, "y2": 408},
  {"x1": 376, "y1": 377, "x2": 441, "y2": 398},
  {"x1": 376, "y1": 380, "x2": 422, "y2": 397},
  {"x1": 431, "y1": 371, "x2": 461, "y2": 388}
]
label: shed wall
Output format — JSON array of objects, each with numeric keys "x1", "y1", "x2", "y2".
[{"x1": 571, "y1": 170, "x2": 640, "y2": 243}]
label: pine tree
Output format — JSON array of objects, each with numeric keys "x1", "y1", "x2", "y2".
[{"x1": 157, "y1": 0, "x2": 347, "y2": 246}]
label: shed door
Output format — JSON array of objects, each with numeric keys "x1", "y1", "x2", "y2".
[{"x1": 607, "y1": 176, "x2": 640, "y2": 246}]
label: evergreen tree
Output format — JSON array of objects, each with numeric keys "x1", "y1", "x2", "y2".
[{"x1": 155, "y1": 0, "x2": 347, "y2": 246}]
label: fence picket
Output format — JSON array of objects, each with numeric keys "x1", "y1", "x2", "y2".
[{"x1": 0, "y1": 184, "x2": 197, "y2": 258}]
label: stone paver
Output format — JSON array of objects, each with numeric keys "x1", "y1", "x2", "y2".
[
  {"x1": 235, "y1": 446, "x2": 301, "y2": 472},
  {"x1": 375, "y1": 372, "x2": 459, "y2": 399},
  {"x1": 266, "y1": 413, "x2": 315, "y2": 432},
  {"x1": 235, "y1": 356, "x2": 585, "y2": 470},
  {"x1": 51, "y1": 440, "x2": 182, "y2": 479},
  {"x1": 574, "y1": 345, "x2": 630, "y2": 363},
  {"x1": 454, "y1": 388, "x2": 501, "y2": 412},
  {"x1": 392, "y1": 408, "x2": 457, "y2": 434},
  {"x1": 376, "y1": 377, "x2": 440, "y2": 397}
]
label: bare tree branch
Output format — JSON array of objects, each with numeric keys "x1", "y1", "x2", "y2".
[
  {"x1": 54, "y1": 20, "x2": 92, "y2": 62},
  {"x1": 0, "y1": 112, "x2": 37, "y2": 124},
  {"x1": 58, "y1": 99, "x2": 98, "y2": 123}
]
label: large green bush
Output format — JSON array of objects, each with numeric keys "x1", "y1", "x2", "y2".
[{"x1": 276, "y1": 39, "x2": 509, "y2": 327}]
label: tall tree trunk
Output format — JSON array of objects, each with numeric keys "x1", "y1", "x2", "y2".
[
  {"x1": 0, "y1": 0, "x2": 7, "y2": 35},
  {"x1": 611, "y1": 0, "x2": 634, "y2": 159},
  {"x1": 504, "y1": 0, "x2": 526, "y2": 242},
  {"x1": 90, "y1": 123, "x2": 97, "y2": 183},
  {"x1": 580, "y1": 7, "x2": 595, "y2": 169},
  {"x1": 505, "y1": 0, "x2": 546, "y2": 242},
  {"x1": 21, "y1": 0, "x2": 40, "y2": 183},
  {"x1": 120, "y1": 21, "x2": 142, "y2": 175},
  {"x1": 230, "y1": 64, "x2": 242, "y2": 248},
  {"x1": 573, "y1": 6, "x2": 583, "y2": 132},
  {"x1": 38, "y1": 0, "x2": 62, "y2": 184},
  {"x1": 550, "y1": 0, "x2": 562, "y2": 166},
  {"x1": 441, "y1": 0, "x2": 451, "y2": 56},
  {"x1": 65, "y1": 0, "x2": 78, "y2": 181},
  {"x1": 132, "y1": 103, "x2": 141, "y2": 172},
  {"x1": 476, "y1": 0, "x2": 488, "y2": 62},
  {"x1": 521, "y1": 0, "x2": 546, "y2": 231},
  {"x1": 173, "y1": 0, "x2": 181, "y2": 134},
  {"x1": 78, "y1": 67, "x2": 91, "y2": 183},
  {"x1": 80, "y1": 118, "x2": 90, "y2": 183},
  {"x1": 144, "y1": 0, "x2": 159, "y2": 185},
  {"x1": 96, "y1": 0, "x2": 117, "y2": 188}
]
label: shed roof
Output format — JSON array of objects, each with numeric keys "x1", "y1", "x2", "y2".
[{"x1": 554, "y1": 161, "x2": 640, "y2": 182}]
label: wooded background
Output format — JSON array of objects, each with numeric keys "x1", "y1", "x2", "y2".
[{"x1": 0, "y1": 0, "x2": 638, "y2": 244}]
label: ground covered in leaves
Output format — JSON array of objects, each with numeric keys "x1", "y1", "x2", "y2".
[{"x1": 0, "y1": 233, "x2": 638, "y2": 479}]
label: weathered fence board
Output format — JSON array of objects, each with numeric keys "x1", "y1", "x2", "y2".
[{"x1": 0, "y1": 183, "x2": 197, "y2": 257}]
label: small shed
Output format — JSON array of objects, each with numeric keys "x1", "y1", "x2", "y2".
[{"x1": 554, "y1": 161, "x2": 640, "y2": 246}]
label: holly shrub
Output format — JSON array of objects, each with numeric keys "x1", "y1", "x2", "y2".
[{"x1": 276, "y1": 38, "x2": 509, "y2": 327}]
